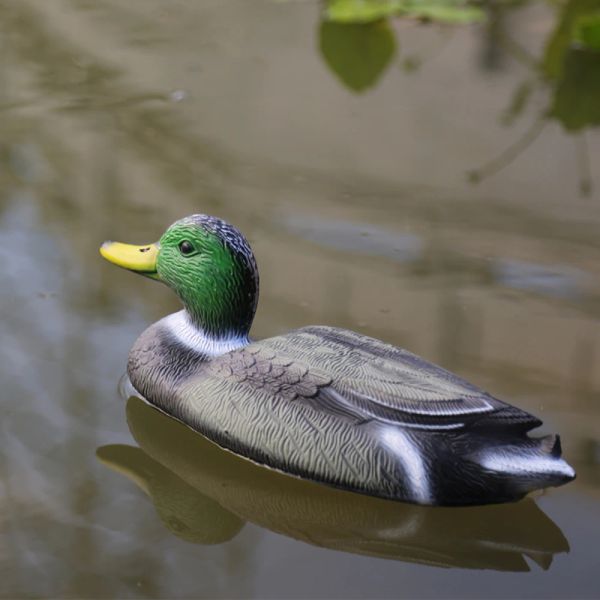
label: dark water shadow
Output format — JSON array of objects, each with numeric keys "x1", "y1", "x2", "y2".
[{"x1": 98, "y1": 396, "x2": 569, "y2": 572}]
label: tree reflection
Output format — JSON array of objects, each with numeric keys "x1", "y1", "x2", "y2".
[
  {"x1": 318, "y1": 0, "x2": 599, "y2": 195},
  {"x1": 470, "y1": 0, "x2": 600, "y2": 195}
]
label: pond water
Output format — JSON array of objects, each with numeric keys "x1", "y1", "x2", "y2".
[{"x1": 1, "y1": 0, "x2": 599, "y2": 598}]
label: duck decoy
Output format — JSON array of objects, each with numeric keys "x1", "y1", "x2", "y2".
[{"x1": 100, "y1": 214, "x2": 575, "y2": 505}]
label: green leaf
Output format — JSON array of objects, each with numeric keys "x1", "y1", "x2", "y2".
[
  {"x1": 550, "y1": 47, "x2": 600, "y2": 131},
  {"x1": 326, "y1": 0, "x2": 405, "y2": 23},
  {"x1": 325, "y1": 0, "x2": 484, "y2": 25},
  {"x1": 542, "y1": 0, "x2": 600, "y2": 80},
  {"x1": 319, "y1": 20, "x2": 397, "y2": 92},
  {"x1": 574, "y1": 14, "x2": 600, "y2": 49}
]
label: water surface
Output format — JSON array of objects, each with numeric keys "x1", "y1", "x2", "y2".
[{"x1": 1, "y1": 1, "x2": 599, "y2": 598}]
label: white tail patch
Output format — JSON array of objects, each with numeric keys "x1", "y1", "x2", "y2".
[
  {"x1": 381, "y1": 427, "x2": 433, "y2": 504},
  {"x1": 479, "y1": 451, "x2": 575, "y2": 479}
]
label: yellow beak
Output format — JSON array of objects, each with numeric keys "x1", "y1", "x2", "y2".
[{"x1": 100, "y1": 241, "x2": 160, "y2": 279}]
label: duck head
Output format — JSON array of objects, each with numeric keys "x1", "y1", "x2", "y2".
[{"x1": 100, "y1": 215, "x2": 259, "y2": 340}]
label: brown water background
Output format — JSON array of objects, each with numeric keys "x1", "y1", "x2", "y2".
[{"x1": 0, "y1": 1, "x2": 599, "y2": 598}]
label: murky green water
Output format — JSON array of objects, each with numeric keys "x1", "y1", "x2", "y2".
[{"x1": 1, "y1": 0, "x2": 599, "y2": 598}]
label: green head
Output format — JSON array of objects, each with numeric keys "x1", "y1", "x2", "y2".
[{"x1": 100, "y1": 215, "x2": 259, "y2": 339}]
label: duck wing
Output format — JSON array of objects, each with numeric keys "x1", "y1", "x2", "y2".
[{"x1": 210, "y1": 326, "x2": 540, "y2": 432}]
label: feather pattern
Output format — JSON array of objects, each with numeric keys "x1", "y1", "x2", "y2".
[{"x1": 207, "y1": 326, "x2": 534, "y2": 431}]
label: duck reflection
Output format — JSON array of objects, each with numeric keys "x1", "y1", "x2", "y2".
[{"x1": 98, "y1": 396, "x2": 569, "y2": 572}]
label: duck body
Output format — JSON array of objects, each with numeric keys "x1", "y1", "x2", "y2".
[
  {"x1": 128, "y1": 313, "x2": 574, "y2": 506},
  {"x1": 101, "y1": 214, "x2": 575, "y2": 506}
]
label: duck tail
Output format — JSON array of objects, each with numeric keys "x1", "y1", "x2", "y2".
[{"x1": 472, "y1": 433, "x2": 576, "y2": 496}]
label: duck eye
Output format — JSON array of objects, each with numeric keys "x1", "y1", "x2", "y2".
[{"x1": 178, "y1": 240, "x2": 195, "y2": 256}]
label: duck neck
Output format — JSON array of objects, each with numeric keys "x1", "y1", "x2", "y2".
[
  {"x1": 171, "y1": 257, "x2": 259, "y2": 342},
  {"x1": 165, "y1": 310, "x2": 250, "y2": 357}
]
